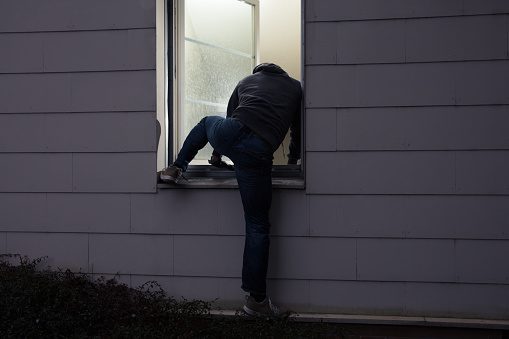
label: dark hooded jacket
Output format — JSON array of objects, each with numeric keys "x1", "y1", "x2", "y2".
[{"x1": 226, "y1": 63, "x2": 302, "y2": 161}]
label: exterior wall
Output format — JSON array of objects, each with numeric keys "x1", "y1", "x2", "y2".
[
  {"x1": 0, "y1": 0, "x2": 157, "y2": 193},
  {"x1": 1, "y1": 0, "x2": 509, "y2": 321},
  {"x1": 304, "y1": 0, "x2": 509, "y2": 319}
]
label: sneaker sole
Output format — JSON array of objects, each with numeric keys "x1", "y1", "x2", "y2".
[
  {"x1": 243, "y1": 305, "x2": 278, "y2": 317},
  {"x1": 160, "y1": 173, "x2": 179, "y2": 183},
  {"x1": 243, "y1": 305, "x2": 262, "y2": 317}
]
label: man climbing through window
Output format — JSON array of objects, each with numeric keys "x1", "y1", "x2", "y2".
[{"x1": 160, "y1": 63, "x2": 302, "y2": 317}]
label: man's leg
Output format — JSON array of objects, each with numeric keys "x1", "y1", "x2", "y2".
[
  {"x1": 173, "y1": 116, "x2": 224, "y2": 171},
  {"x1": 236, "y1": 161, "x2": 273, "y2": 297}
]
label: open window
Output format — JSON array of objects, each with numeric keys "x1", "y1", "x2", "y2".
[{"x1": 157, "y1": 0, "x2": 303, "y2": 184}]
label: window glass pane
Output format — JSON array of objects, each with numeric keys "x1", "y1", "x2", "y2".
[
  {"x1": 183, "y1": 101, "x2": 227, "y2": 163},
  {"x1": 184, "y1": 41, "x2": 253, "y2": 109},
  {"x1": 185, "y1": 0, "x2": 253, "y2": 55},
  {"x1": 180, "y1": 0, "x2": 255, "y2": 163}
]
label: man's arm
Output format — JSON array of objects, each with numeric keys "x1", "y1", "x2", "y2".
[
  {"x1": 226, "y1": 83, "x2": 240, "y2": 118},
  {"x1": 287, "y1": 104, "x2": 301, "y2": 165}
]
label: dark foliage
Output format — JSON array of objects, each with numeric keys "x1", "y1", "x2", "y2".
[{"x1": 0, "y1": 255, "x2": 346, "y2": 338}]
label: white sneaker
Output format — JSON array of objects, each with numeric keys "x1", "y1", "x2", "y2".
[
  {"x1": 159, "y1": 165, "x2": 183, "y2": 183},
  {"x1": 243, "y1": 295, "x2": 280, "y2": 317}
]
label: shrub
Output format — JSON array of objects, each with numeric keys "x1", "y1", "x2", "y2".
[{"x1": 0, "y1": 254, "x2": 346, "y2": 338}]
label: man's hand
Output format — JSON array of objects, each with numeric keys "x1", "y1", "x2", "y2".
[{"x1": 209, "y1": 154, "x2": 234, "y2": 170}]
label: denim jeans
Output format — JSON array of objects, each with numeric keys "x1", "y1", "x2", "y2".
[{"x1": 174, "y1": 116, "x2": 274, "y2": 295}]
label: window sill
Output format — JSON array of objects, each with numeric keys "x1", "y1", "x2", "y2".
[
  {"x1": 157, "y1": 164, "x2": 304, "y2": 189},
  {"x1": 157, "y1": 177, "x2": 304, "y2": 189}
]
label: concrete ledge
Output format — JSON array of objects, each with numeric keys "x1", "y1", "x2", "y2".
[{"x1": 209, "y1": 310, "x2": 509, "y2": 330}]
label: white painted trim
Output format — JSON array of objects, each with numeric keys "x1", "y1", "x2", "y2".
[
  {"x1": 209, "y1": 310, "x2": 509, "y2": 330},
  {"x1": 175, "y1": 0, "x2": 184, "y2": 162},
  {"x1": 248, "y1": 0, "x2": 260, "y2": 64},
  {"x1": 156, "y1": 0, "x2": 168, "y2": 171}
]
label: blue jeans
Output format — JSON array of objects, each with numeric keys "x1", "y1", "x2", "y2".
[{"x1": 174, "y1": 116, "x2": 274, "y2": 295}]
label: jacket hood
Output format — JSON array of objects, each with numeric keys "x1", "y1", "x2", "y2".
[{"x1": 252, "y1": 63, "x2": 287, "y2": 75}]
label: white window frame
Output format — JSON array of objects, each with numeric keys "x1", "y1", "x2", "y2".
[{"x1": 156, "y1": 0, "x2": 305, "y2": 181}]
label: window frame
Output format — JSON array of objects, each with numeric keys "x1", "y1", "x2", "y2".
[{"x1": 157, "y1": 0, "x2": 305, "y2": 184}]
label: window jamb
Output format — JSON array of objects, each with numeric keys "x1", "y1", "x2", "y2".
[{"x1": 160, "y1": 0, "x2": 304, "y2": 181}]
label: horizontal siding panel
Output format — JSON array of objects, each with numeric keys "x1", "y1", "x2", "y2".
[
  {"x1": 45, "y1": 112, "x2": 156, "y2": 152},
  {"x1": 0, "y1": 29, "x2": 155, "y2": 73},
  {"x1": 131, "y1": 190, "x2": 229, "y2": 235},
  {"x1": 43, "y1": 29, "x2": 155, "y2": 72},
  {"x1": 306, "y1": 0, "x2": 463, "y2": 22},
  {"x1": 456, "y1": 151, "x2": 509, "y2": 194},
  {"x1": 306, "y1": 16, "x2": 507, "y2": 65},
  {"x1": 0, "y1": 112, "x2": 156, "y2": 152},
  {"x1": 337, "y1": 106, "x2": 509, "y2": 151},
  {"x1": 306, "y1": 152, "x2": 455, "y2": 194},
  {"x1": 357, "y1": 239, "x2": 456, "y2": 282},
  {"x1": 354, "y1": 63, "x2": 456, "y2": 107},
  {"x1": 306, "y1": 109, "x2": 337, "y2": 151},
  {"x1": 310, "y1": 281, "x2": 509, "y2": 319},
  {"x1": 309, "y1": 195, "x2": 509, "y2": 239},
  {"x1": 406, "y1": 15, "x2": 507, "y2": 63},
  {"x1": 0, "y1": 0, "x2": 155, "y2": 32},
  {"x1": 306, "y1": 61, "x2": 509, "y2": 108},
  {"x1": 0, "y1": 193, "x2": 131, "y2": 233},
  {"x1": 306, "y1": 64, "x2": 455, "y2": 108},
  {"x1": 0, "y1": 114, "x2": 46, "y2": 152},
  {"x1": 47, "y1": 193, "x2": 131, "y2": 233},
  {"x1": 269, "y1": 237, "x2": 356, "y2": 280},
  {"x1": 89, "y1": 233, "x2": 172, "y2": 275},
  {"x1": 338, "y1": 20, "x2": 405, "y2": 64},
  {"x1": 0, "y1": 33, "x2": 43, "y2": 72},
  {"x1": 269, "y1": 190, "x2": 309, "y2": 236},
  {"x1": 213, "y1": 190, "x2": 309, "y2": 236},
  {"x1": 0, "y1": 71, "x2": 156, "y2": 113},
  {"x1": 0, "y1": 193, "x2": 46, "y2": 231},
  {"x1": 463, "y1": 0, "x2": 509, "y2": 15},
  {"x1": 306, "y1": 66, "x2": 357, "y2": 107},
  {"x1": 305, "y1": 22, "x2": 337, "y2": 64},
  {"x1": 173, "y1": 236, "x2": 356, "y2": 280},
  {"x1": 306, "y1": 0, "x2": 509, "y2": 22},
  {"x1": 131, "y1": 189, "x2": 308, "y2": 236},
  {"x1": 0, "y1": 193, "x2": 130, "y2": 233},
  {"x1": 173, "y1": 235, "x2": 244, "y2": 277},
  {"x1": 455, "y1": 240, "x2": 509, "y2": 284},
  {"x1": 70, "y1": 71, "x2": 156, "y2": 112},
  {"x1": 309, "y1": 280, "x2": 406, "y2": 315},
  {"x1": 455, "y1": 61, "x2": 509, "y2": 105},
  {"x1": 0, "y1": 153, "x2": 72, "y2": 192},
  {"x1": 72, "y1": 152, "x2": 156, "y2": 193},
  {"x1": 5, "y1": 232, "x2": 88, "y2": 272},
  {"x1": 0, "y1": 73, "x2": 72, "y2": 113},
  {"x1": 405, "y1": 282, "x2": 509, "y2": 320}
]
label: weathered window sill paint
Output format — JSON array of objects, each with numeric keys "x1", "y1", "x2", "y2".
[{"x1": 157, "y1": 177, "x2": 305, "y2": 189}]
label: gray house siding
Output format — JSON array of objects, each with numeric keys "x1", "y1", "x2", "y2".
[
  {"x1": 1, "y1": 0, "x2": 509, "y2": 321},
  {"x1": 303, "y1": 0, "x2": 509, "y2": 319},
  {"x1": 0, "y1": 0, "x2": 157, "y2": 194}
]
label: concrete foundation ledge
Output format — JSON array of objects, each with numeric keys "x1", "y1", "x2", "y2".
[{"x1": 209, "y1": 310, "x2": 509, "y2": 330}]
